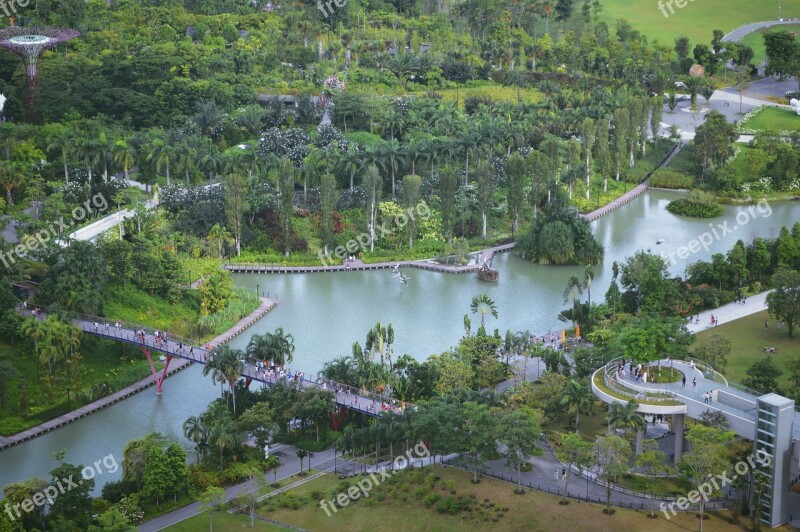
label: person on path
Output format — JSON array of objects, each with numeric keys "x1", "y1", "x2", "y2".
[
  {"x1": 682, "y1": 375, "x2": 686, "y2": 387},
  {"x1": 765, "y1": 320, "x2": 769, "y2": 330},
  {"x1": 692, "y1": 378, "x2": 697, "y2": 388},
  {"x1": 704, "y1": 392, "x2": 709, "y2": 404}
]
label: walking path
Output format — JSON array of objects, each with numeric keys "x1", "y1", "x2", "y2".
[
  {"x1": 722, "y1": 19, "x2": 800, "y2": 44},
  {"x1": 223, "y1": 242, "x2": 515, "y2": 275},
  {"x1": 0, "y1": 297, "x2": 277, "y2": 451},
  {"x1": 685, "y1": 290, "x2": 772, "y2": 334}
]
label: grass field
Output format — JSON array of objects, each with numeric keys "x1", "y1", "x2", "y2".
[
  {"x1": 694, "y1": 309, "x2": 800, "y2": 391},
  {"x1": 739, "y1": 24, "x2": 800, "y2": 66},
  {"x1": 601, "y1": 0, "x2": 800, "y2": 49},
  {"x1": 746, "y1": 106, "x2": 800, "y2": 132},
  {"x1": 211, "y1": 467, "x2": 752, "y2": 532}
]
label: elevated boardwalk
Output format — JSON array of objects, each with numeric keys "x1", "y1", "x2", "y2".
[
  {"x1": 0, "y1": 298, "x2": 278, "y2": 451},
  {"x1": 0, "y1": 297, "x2": 404, "y2": 450},
  {"x1": 593, "y1": 358, "x2": 800, "y2": 441},
  {"x1": 223, "y1": 243, "x2": 516, "y2": 275}
]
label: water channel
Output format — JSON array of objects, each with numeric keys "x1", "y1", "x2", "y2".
[{"x1": 1, "y1": 189, "x2": 798, "y2": 495}]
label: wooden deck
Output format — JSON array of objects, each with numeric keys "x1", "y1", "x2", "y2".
[
  {"x1": 0, "y1": 297, "x2": 278, "y2": 451},
  {"x1": 223, "y1": 243, "x2": 517, "y2": 275}
]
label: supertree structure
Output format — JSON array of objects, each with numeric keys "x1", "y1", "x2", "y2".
[{"x1": 0, "y1": 26, "x2": 79, "y2": 121}]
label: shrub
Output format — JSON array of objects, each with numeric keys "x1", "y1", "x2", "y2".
[
  {"x1": 423, "y1": 493, "x2": 441, "y2": 508},
  {"x1": 667, "y1": 196, "x2": 723, "y2": 218},
  {"x1": 101, "y1": 479, "x2": 137, "y2": 503},
  {"x1": 435, "y1": 495, "x2": 472, "y2": 515},
  {"x1": 650, "y1": 169, "x2": 694, "y2": 189}
]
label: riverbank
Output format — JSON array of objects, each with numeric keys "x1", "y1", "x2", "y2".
[{"x1": 0, "y1": 296, "x2": 278, "y2": 451}]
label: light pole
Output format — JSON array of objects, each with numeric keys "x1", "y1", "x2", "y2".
[
  {"x1": 256, "y1": 284, "x2": 260, "y2": 297},
  {"x1": 779, "y1": 0, "x2": 782, "y2": 19}
]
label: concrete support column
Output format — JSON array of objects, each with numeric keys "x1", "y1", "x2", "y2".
[
  {"x1": 673, "y1": 413, "x2": 685, "y2": 461},
  {"x1": 635, "y1": 427, "x2": 644, "y2": 455}
]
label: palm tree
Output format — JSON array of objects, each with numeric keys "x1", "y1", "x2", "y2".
[
  {"x1": 559, "y1": 379, "x2": 594, "y2": 434},
  {"x1": 148, "y1": 137, "x2": 174, "y2": 187},
  {"x1": 47, "y1": 128, "x2": 74, "y2": 183},
  {"x1": 215, "y1": 345, "x2": 245, "y2": 413},
  {"x1": 583, "y1": 266, "x2": 595, "y2": 306},
  {"x1": 197, "y1": 145, "x2": 224, "y2": 182},
  {"x1": 378, "y1": 108, "x2": 405, "y2": 142},
  {"x1": 470, "y1": 294, "x2": 498, "y2": 330},
  {"x1": 113, "y1": 138, "x2": 136, "y2": 182},
  {"x1": 606, "y1": 400, "x2": 645, "y2": 440},
  {"x1": 266, "y1": 328, "x2": 295, "y2": 366},
  {"x1": 0, "y1": 162, "x2": 24, "y2": 207},
  {"x1": 562, "y1": 275, "x2": 584, "y2": 305},
  {"x1": 174, "y1": 138, "x2": 198, "y2": 188},
  {"x1": 202, "y1": 352, "x2": 227, "y2": 399},
  {"x1": 681, "y1": 76, "x2": 705, "y2": 110},
  {"x1": 374, "y1": 139, "x2": 406, "y2": 198},
  {"x1": 207, "y1": 224, "x2": 233, "y2": 259},
  {"x1": 183, "y1": 416, "x2": 207, "y2": 464},
  {"x1": 455, "y1": 125, "x2": 480, "y2": 185},
  {"x1": 208, "y1": 416, "x2": 237, "y2": 469},
  {"x1": 336, "y1": 145, "x2": 364, "y2": 191}
]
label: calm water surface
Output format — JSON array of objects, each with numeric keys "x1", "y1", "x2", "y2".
[{"x1": 1, "y1": 190, "x2": 797, "y2": 494}]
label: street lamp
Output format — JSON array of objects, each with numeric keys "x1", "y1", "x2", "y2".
[{"x1": 256, "y1": 284, "x2": 260, "y2": 297}]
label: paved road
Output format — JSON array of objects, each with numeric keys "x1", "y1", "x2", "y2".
[{"x1": 722, "y1": 19, "x2": 800, "y2": 44}]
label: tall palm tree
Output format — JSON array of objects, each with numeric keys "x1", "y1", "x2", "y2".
[
  {"x1": 337, "y1": 145, "x2": 365, "y2": 192},
  {"x1": 215, "y1": 346, "x2": 245, "y2": 413},
  {"x1": 374, "y1": 139, "x2": 406, "y2": 198},
  {"x1": 455, "y1": 125, "x2": 480, "y2": 185},
  {"x1": 0, "y1": 162, "x2": 24, "y2": 207},
  {"x1": 562, "y1": 275, "x2": 583, "y2": 305},
  {"x1": 47, "y1": 128, "x2": 74, "y2": 183},
  {"x1": 202, "y1": 352, "x2": 227, "y2": 400},
  {"x1": 147, "y1": 137, "x2": 174, "y2": 187},
  {"x1": 583, "y1": 266, "x2": 595, "y2": 306},
  {"x1": 266, "y1": 328, "x2": 295, "y2": 366},
  {"x1": 470, "y1": 294, "x2": 498, "y2": 329},
  {"x1": 183, "y1": 416, "x2": 207, "y2": 464},
  {"x1": 209, "y1": 416, "x2": 237, "y2": 469},
  {"x1": 113, "y1": 138, "x2": 136, "y2": 182},
  {"x1": 559, "y1": 379, "x2": 594, "y2": 434},
  {"x1": 174, "y1": 137, "x2": 199, "y2": 188}
]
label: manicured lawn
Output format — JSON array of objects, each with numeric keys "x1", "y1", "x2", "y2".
[
  {"x1": 165, "y1": 511, "x2": 286, "y2": 531},
  {"x1": 103, "y1": 283, "x2": 201, "y2": 338},
  {"x1": 246, "y1": 467, "x2": 746, "y2": 531},
  {"x1": 694, "y1": 309, "x2": 800, "y2": 392},
  {"x1": 746, "y1": 107, "x2": 800, "y2": 132},
  {"x1": 601, "y1": 0, "x2": 800, "y2": 48},
  {"x1": 739, "y1": 24, "x2": 800, "y2": 66}
]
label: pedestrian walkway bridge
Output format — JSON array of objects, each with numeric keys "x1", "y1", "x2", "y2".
[
  {"x1": 593, "y1": 357, "x2": 800, "y2": 445},
  {"x1": 44, "y1": 310, "x2": 409, "y2": 419}
]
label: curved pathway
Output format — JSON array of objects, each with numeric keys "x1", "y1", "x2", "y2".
[{"x1": 722, "y1": 19, "x2": 800, "y2": 44}]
